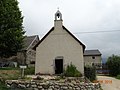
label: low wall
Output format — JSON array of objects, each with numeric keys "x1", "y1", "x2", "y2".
[{"x1": 6, "y1": 78, "x2": 101, "y2": 90}]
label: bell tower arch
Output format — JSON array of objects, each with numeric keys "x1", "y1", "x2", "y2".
[
  {"x1": 55, "y1": 10, "x2": 62, "y2": 20},
  {"x1": 54, "y1": 10, "x2": 63, "y2": 28}
]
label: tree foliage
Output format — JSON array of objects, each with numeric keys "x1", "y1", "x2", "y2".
[
  {"x1": 106, "y1": 54, "x2": 120, "y2": 76},
  {"x1": 0, "y1": 0, "x2": 25, "y2": 57}
]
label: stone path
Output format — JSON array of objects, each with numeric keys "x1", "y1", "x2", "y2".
[{"x1": 97, "y1": 76, "x2": 120, "y2": 90}]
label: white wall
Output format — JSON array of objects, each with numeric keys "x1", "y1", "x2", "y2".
[{"x1": 35, "y1": 20, "x2": 84, "y2": 75}]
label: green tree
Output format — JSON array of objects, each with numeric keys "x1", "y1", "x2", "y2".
[
  {"x1": 106, "y1": 54, "x2": 120, "y2": 76},
  {"x1": 0, "y1": 0, "x2": 25, "y2": 58}
]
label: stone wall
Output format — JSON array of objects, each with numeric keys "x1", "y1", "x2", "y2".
[{"x1": 6, "y1": 78, "x2": 101, "y2": 90}]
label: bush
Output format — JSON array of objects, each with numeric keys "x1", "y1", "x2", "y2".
[
  {"x1": 0, "y1": 81, "x2": 9, "y2": 90},
  {"x1": 116, "y1": 75, "x2": 120, "y2": 79},
  {"x1": 106, "y1": 54, "x2": 120, "y2": 76},
  {"x1": 84, "y1": 65, "x2": 96, "y2": 81},
  {"x1": 64, "y1": 63, "x2": 82, "y2": 77},
  {"x1": 24, "y1": 67, "x2": 35, "y2": 75}
]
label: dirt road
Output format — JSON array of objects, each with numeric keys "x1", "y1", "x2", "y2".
[{"x1": 97, "y1": 76, "x2": 120, "y2": 90}]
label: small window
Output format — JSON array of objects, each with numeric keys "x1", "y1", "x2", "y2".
[{"x1": 92, "y1": 56, "x2": 95, "y2": 59}]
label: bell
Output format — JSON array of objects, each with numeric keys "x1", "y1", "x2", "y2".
[{"x1": 57, "y1": 13, "x2": 60, "y2": 18}]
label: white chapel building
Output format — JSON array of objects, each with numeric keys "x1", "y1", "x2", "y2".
[{"x1": 33, "y1": 10, "x2": 86, "y2": 75}]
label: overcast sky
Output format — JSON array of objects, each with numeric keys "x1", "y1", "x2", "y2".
[{"x1": 18, "y1": 0, "x2": 120, "y2": 58}]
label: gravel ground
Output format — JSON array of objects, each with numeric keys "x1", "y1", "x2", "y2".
[{"x1": 97, "y1": 76, "x2": 120, "y2": 90}]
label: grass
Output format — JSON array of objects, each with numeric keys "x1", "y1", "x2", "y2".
[
  {"x1": 0, "y1": 68, "x2": 20, "y2": 80},
  {"x1": 0, "y1": 70, "x2": 20, "y2": 80},
  {"x1": 0, "y1": 67, "x2": 20, "y2": 90},
  {"x1": 0, "y1": 67, "x2": 35, "y2": 78},
  {"x1": 0, "y1": 67, "x2": 35, "y2": 90},
  {"x1": 0, "y1": 67, "x2": 35, "y2": 81}
]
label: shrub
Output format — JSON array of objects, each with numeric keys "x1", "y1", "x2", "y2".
[
  {"x1": 116, "y1": 75, "x2": 120, "y2": 79},
  {"x1": 84, "y1": 65, "x2": 96, "y2": 81},
  {"x1": 0, "y1": 81, "x2": 9, "y2": 90},
  {"x1": 64, "y1": 63, "x2": 82, "y2": 77},
  {"x1": 24, "y1": 67, "x2": 35, "y2": 75}
]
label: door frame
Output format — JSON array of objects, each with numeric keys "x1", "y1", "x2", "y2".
[{"x1": 54, "y1": 56, "x2": 64, "y2": 74}]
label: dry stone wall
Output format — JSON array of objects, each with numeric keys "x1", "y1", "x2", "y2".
[{"x1": 6, "y1": 78, "x2": 101, "y2": 90}]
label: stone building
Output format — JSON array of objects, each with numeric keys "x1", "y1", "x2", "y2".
[
  {"x1": 17, "y1": 35, "x2": 39, "y2": 66},
  {"x1": 84, "y1": 49, "x2": 102, "y2": 68}
]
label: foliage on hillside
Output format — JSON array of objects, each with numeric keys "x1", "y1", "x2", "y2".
[{"x1": 106, "y1": 54, "x2": 120, "y2": 76}]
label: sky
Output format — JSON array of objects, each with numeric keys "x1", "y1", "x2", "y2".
[{"x1": 18, "y1": 0, "x2": 120, "y2": 59}]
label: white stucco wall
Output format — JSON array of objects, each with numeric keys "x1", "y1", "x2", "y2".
[{"x1": 35, "y1": 20, "x2": 84, "y2": 75}]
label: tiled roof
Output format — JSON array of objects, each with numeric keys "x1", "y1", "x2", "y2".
[
  {"x1": 84, "y1": 50, "x2": 101, "y2": 56},
  {"x1": 23, "y1": 35, "x2": 38, "y2": 50}
]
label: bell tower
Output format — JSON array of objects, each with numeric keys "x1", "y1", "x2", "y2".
[
  {"x1": 55, "y1": 10, "x2": 62, "y2": 20},
  {"x1": 54, "y1": 10, "x2": 63, "y2": 28}
]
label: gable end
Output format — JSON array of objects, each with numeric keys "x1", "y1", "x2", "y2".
[
  {"x1": 62, "y1": 26, "x2": 86, "y2": 52},
  {"x1": 33, "y1": 26, "x2": 86, "y2": 52}
]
